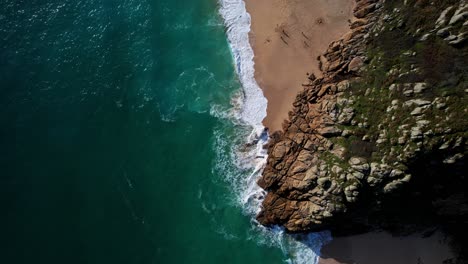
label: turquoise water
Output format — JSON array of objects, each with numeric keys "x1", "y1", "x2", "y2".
[{"x1": 0, "y1": 0, "x2": 327, "y2": 263}]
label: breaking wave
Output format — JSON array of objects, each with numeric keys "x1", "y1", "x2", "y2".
[{"x1": 213, "y1": 0, "x2": 333, "y2": 263}]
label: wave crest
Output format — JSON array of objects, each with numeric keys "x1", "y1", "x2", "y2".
[
  {"x1": 218, "y1": 0, "x2": 267, "y2": 129},
  {"x1": 216, "y1": 1, "x2": 330, "y2": 263}
]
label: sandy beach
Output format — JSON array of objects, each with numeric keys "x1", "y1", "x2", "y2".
[
  {"x1": 246, "y1": 1, "x2": 461, "y2": 263},
  {"x1": 318, "y1": 231, "x2": 455, "y2": 264},
  {"x1": 245, "y1": 0, "x2": 355, "y2": 131}
]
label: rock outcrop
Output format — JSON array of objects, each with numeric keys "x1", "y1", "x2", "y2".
[
  {"x1": 257, "y1": 0, "x2": 383, "y2": 232},
  {"x1": 430, "y1": 0, "x2": 468, "y2": 46},
  {"x1": 257, "y1": 0, "x2": 468, "y2": 244}
]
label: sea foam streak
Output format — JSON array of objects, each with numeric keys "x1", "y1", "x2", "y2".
[
  {"x1": 217, "y1": 0, "x2": 331, "y2": 263},
  {"x1": 217, "y1": 0, "x2": 269, "y2": 216},
  {"x1": 218, "y1": 0, "x2": 267, "y2": 129}
]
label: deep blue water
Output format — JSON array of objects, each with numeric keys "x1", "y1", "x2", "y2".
[
  {"x1": 0, "y1": 0, "x2": 331, "y2": 263},
  {"x1": 0, "y1": 0, "x2": 288, "y2": 263}
]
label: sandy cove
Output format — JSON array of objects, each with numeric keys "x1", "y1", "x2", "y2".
[
  {"x1": 245, "y1": 0, "x2": 355, "y2": 132},
  {"x1": 245, "y1": 0, "x2": 460, "y2": 263}
]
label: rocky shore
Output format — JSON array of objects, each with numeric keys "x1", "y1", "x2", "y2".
[{"x1": 257, "y1": 0, "x2": 467, "y2": 261}]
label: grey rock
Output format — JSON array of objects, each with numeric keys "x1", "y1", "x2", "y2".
[
  {"x1": 445, "y1": 35, "x2": 457, "y2": 41},
  {"x1": 352, "y1": 171, "x2": 366, "y2": 180},
  {"x1": 349, "y1": 157, "x2": 367, "y2": 166},
  {"x1": 439, "y1": 140, "x2": 451, "y2": 150},
  {"x1": 403, "y1": 88, "x2": 414, "y2": 97},
  {"x1": 317, "y1": 177, "x2": 331, "y2": 187},
  {"x1": 390, "y1": 169, "x2": 405, "y2": 178},
  {"x1": 331, "y1": 165, "x2": 344, "y2": 175},
  {"x1": 411, "y1": 126, "x2": 424, "y2": 140},
  {"x1": 449, "y1": 33, "x2": 466, "y2": 45},
  {"x1": 404, "y1": 99, "x2": 431, "y2": 107},
  {"x1": 436, "y1": 27, "x2": 451, "y2": 38},
  {"x1": 413, "y1": 83, "x2": 427, "y2": 93},
  {"x1": 449, "y1": 11, "x2": 468, "y2": 25},
  {"x1": 317, "y1": 126, "x2": 343, "y2": 137},
  {"x1": 342, "y1": 129, "x2": 353, "y2": 137},
  {"x1": 337, "y1": 80, "x2": 350, "y2": 92},
  {"x1": 383, "y1": 180, "x2": 402, "y2": 193},
  {"x1": 398, "y1": 137, "x2": 407, "y2": 145},
  {"x1": 410, "y1": 107, "x2": 424, "y2": 116},
  {"x1": 370, "y1": 162, "x2": 392, "y2": 179},
  {"x1": 435, "y1": 6, "x2": 454, "y2": 28},
  {"x1": 337, "y1": 107, "x2": 355, "y2": 125},
  {"x1": 367, "y1": 176, "x2": 380, "y2": 186},
  {"x1": 348, "y1": 57, "x2": 364, "y2": 72},
  {"x1": 443, "y1": 153, "x2": 464, "y2": 164},
  {"x1": 420, "y1": 33, "x2": 430, "y2": 41}
]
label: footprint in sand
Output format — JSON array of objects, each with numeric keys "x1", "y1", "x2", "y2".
[{"x1": 315, "y1": 17, "x2": 325, "y2": 25}]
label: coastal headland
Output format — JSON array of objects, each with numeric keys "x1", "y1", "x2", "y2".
[{"x1": 246, "y1": 0, "x2": 468, "y2": 263}]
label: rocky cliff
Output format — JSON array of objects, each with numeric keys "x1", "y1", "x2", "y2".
[{"x1": 257, "y1": 0, "x2": 467, "y2": 260}]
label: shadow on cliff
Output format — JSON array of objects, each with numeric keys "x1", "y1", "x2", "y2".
[{"x1": 324, "y1": 150, "x2": 467, "y2": 264}]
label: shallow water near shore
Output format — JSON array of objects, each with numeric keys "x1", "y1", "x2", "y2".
[{"x1": 0, "y1": 0, "x2": 328, "y2": 263}]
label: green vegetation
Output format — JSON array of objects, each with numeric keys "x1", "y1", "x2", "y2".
[{"x1": 332, "y1": 0, "x2": 467, "y2": 163}]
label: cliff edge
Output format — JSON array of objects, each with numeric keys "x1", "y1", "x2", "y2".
[{"x1": 257, "y1": 0, "x2": 467, "y2": 260}]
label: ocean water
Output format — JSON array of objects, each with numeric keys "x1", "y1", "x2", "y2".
[{"x1": 0, "y1": 0, "x2": 329, "y2": 263}]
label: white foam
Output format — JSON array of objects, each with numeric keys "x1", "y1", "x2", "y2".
[
  {"x1": 218, "y1": 0, "x2": 268, "y2": 129},
  {"x1": 248, "y1": 225, "x2": 332, "y2": 264},
  {"x1": 216, "y1": 0, "x2": 270, "y2": 218},
  {"x1": 287, "y1": 231, "x2": 333, "y2": 264},
  {"x1": 216, "y1": 1, "x2": 329, "y2": 263}
]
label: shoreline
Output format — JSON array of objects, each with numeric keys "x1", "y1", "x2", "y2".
[
  {"x1": 249, "y1": 0, "x2": 467, "y2": 263},
  {"x1": 218, "y1": 1, "x2": 456, "y2": 264},
  {"x1": 218, "y1": 1, "x2": 334, "y2": 263},
  {"x1": 218, "y1": 0, "x2": 269, "y2": 215},
  {"x1": 245, "y1": 0, "x2": 355, "y2": 132},
  {"x1": 218, "y1": 0, "x2": 267, "y2": 130}
]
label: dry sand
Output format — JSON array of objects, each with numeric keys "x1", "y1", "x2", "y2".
[
  {"x1": 318, "y1": 231, "x2": 455, "y2": 264},
  {"x1": 245, "y1": 1, "x2": 457, "y2": 263},
  {"x1": 245, "y1": 0, "x2": 355, "y2": 131}
]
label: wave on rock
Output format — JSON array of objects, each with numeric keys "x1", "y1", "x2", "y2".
[{"x1": 216, "y1": 1, "x2": 331, "y2": 263}]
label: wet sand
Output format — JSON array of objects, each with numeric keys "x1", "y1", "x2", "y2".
[
  {"x1": 245, "y1": 0, "x2": 355, "y2": 131},
  {"x1": 318, "y1": 231, "x2": 455, "y2": 264}
]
